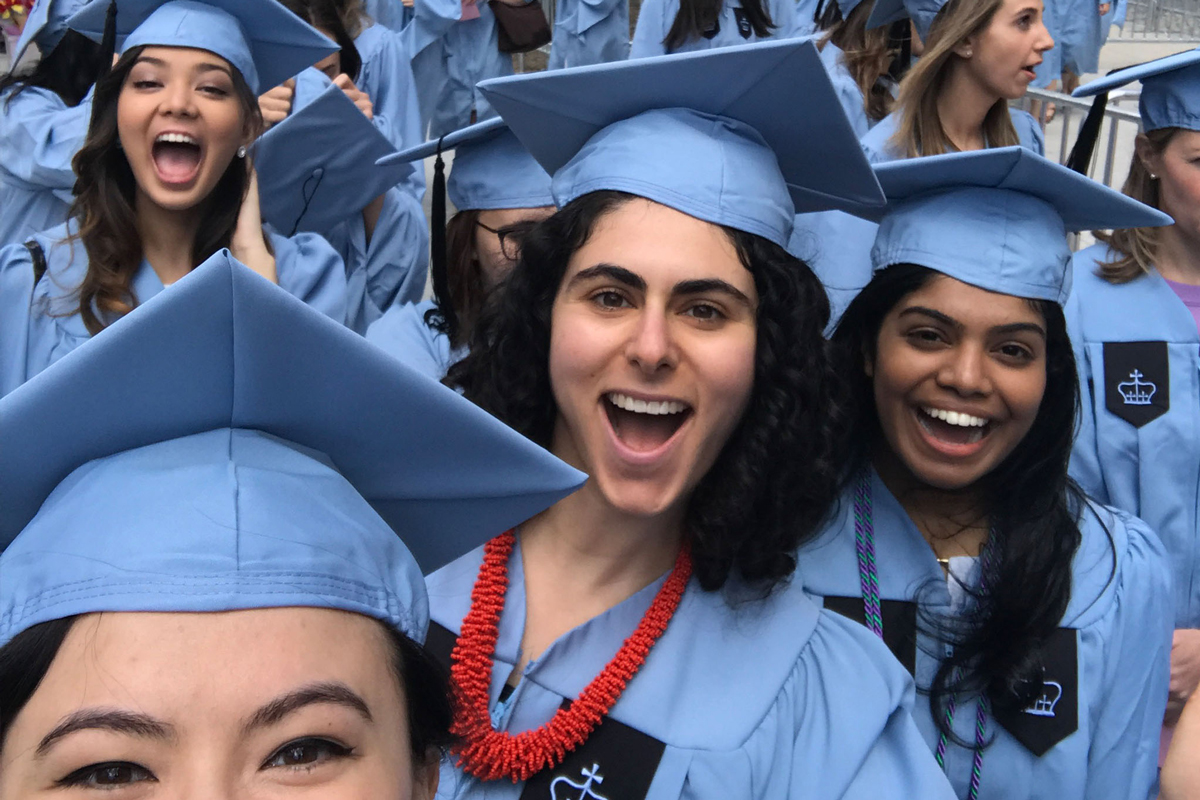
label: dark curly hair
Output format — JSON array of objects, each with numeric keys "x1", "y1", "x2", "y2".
[
  {"x1": 446, "y1": 191, "x2": 847, "y2": 591},
  {"x1": 831, "y1": 263, "x2": 1094, "y2": 744}
]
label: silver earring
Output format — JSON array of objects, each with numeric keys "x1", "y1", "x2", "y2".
[
  {"x1": 237, "y1": 145, "x2": 247, "y2": 159},
  {"x1": 1149, "y1": 172, "x2": 1158, "y2": 180}
]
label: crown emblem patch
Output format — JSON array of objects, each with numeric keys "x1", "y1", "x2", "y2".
[
  {"x1": 1023, "y1": 681, "x2": 1063, "y2": 718},
  {"x1": 550, "y1": 765, "x2": 610, "y2": 800},
  {"x1": 994, "y1": 628, "x2": 1078, "y2": 757},
  {"x1": 1104, "y1": 342, "x2": 1169, "y2": 428}
]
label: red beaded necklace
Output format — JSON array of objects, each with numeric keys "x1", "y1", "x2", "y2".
[{"x1": 448, "y1": 529, "x2": 693, "y2": 783}]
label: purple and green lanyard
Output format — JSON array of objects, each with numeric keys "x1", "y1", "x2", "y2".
[{"x1": 853, "y1": 472, "x2": 989, "y2": 800}]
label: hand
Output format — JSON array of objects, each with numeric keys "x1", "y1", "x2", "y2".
[
  {"x1": 230, "y1": 167, "x2": 277, "y2": 284},
  {"x1": 1162, "y1": 690, "x2": 1200, "y2": 799},
  {"x1": 258, "y1": 79, "x2": 295, "y2": 131},
  {"x1": 1098, "y1": 2, "x2": 1111, "y2": 13},
  {"x1": 402, "y1": 0, "x2": 414, "y2": 7},
  {"x1": 1167, "y1": 629, "x2": 1200, "y2": 725},
  {"x1": 333, "y1": 74, "x2": 373, "y2": 120}
]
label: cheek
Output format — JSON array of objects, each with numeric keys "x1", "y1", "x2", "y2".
[
  {"x1": 695, "y1": 329, "x2": 757, "y2": 426},
  {"x1": 547, "y1": 305, "x2": 603, "y2": 414},
  {"x1": 1008, "y1": 371, "x2": 1046, "y2": 427}
]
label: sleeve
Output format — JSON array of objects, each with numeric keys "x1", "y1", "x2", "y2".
[
  {"x1": 1065, "y1": 258, "x2": 1110, "y2": 503},
  {"x1": 0, "y1": 87, "x2": 92, "y2": 201},
  {"x1": 267, "y1": 229, "x2": 349, "y2": 323},
  {"x1": 629, "y1": 0, "x2": 669, "y2": 58},
  {"x1": 576, "y1": 0, "x2": 627, "y2": 35},
  {"x1": 358, "y1": 28, "x2": 427, "y2": 201},
  {"x1": 1011, "y1": 108, "x2": 1046, "y2": 156},
  {"x1": 329, "y1": 188, "x2": 429, "y2": 335},
  {"x1": 0, "y1": 242, "x2": 38, "y2": 398},
  {"x1": 769, "y1": 0, "x2": 797, "y2": 39},
  {"x1": 1083, "y1": 508, "x2": 1173, "y2": 800},
  {"x1": 789, "y1": 612, "x2": 958, "y2": 800}
]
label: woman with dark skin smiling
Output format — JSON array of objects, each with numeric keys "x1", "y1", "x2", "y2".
[
  {"x1": 798, "y1": 146, "x2": 1175, "y2": 800},
  {"x1": 0, "y1": 246, "x2": 582, "y2": 800}
]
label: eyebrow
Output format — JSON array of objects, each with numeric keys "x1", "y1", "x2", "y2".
[
  {"x1": 242, "y1": 682, "x2": 373, "y2": 735},
  {"x1": 133, "y1": 56, "x2": 232, "y2": 77},
  {"x1": 37, "y1": 709, "x2": 176, "y2": 758},
  {"x1": 568, "y1": 266, "x2": 752, "y2": 304},
  {"x1": 898, "y1": 306, "x2": 1046, "y2": 338}
]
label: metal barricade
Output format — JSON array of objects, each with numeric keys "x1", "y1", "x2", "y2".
[
  {"x1": 1012, "y1": 87, "x2": 1143, "y2": 188},
  {"x1": 1112, "y1": 0, "x2": 1200, "y2": 41}
]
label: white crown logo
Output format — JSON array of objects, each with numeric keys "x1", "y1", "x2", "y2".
[
  {"x1": 1118, "y1": 370, "x2": 1156, "y2": 406},
  {"x1": 1023, "y1": 681, "x2": 1063, "y2": 718},
  {"x1": 550, "y1": 764, "x2": 611, "y2": 800}
]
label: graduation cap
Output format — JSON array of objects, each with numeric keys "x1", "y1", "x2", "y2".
[
  {"x1": 68, "y1": 0, "x2": 336, "y2": 93},
  {"x1": 255, "y1": 68, "x2": 414, "y2": 236},
  {"x1": 375, "y1": 117, "x2": 553, "y2": 343},
  {"x1": 866, "y1": 146, "x2": 1173, "y2": 303},
  {"x1": 8, "y1": 0, "x2": 88, "y2": 71},
  {"x1": 1067, "y1": 47, "x2": 1200, "y2": 173},
  {"x1": 866, "y1": 0, "x2": 940, "y2": 39},
  {"x1": 0, "y1": 251, "x2": 585, "y2": 647},
  {"x1": 475, "y1": 39, "x2": 885, "y2": 248}
]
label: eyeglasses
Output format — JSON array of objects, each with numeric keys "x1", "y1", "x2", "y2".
[{"x1": 476, "y1": 220, "x2": 538, "y2": 261}]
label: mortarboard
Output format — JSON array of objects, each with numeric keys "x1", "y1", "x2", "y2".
[
  {"x1": 475, "y1": 39, "x2": 885, "y2": 248},
  {"x1": 68, "y1": 0, "x2": 336, "y2": 93},
  {"x1": 9, "y1": 0, "x2": 88, "y2": 71},
  {"x1": 866, "y1": 0, "x2": 940, "y2": 39},
  {"x1": 866, "y1": 146, "x2": 1173, "y2": 303},
  {"x1": 255, "y1": 68, "x2": 413, "y2": 236},
  {"x1": 0, "y1": 251, "x2": 585, "y2": 646},
  {"x1": 1073, "y1": 46, "x2": 1200, "y2": 132}
]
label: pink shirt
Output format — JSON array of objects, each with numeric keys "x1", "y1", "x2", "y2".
[{"x1": 1165, "y1": 278, "x2": 1200, "y2": 333}]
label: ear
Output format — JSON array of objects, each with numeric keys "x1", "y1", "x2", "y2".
[
  {"x1": 1133, "y1": 133, "x2": 1163, "y2": 179},
  {"x1": 951, "y1": 35, "x2": 977, "y2": 59},
  {"x1": 862, "y1": 342, "x2": 875, "y2": 379},
  {"x1": 413, "y1": 748, "x2": 441, "y2": 800}
]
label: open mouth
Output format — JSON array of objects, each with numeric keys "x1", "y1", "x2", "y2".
[
  {"x1": 151, "y1": 132, "x2": 202, "y2": 186},
  {"x1": 1021, "y1": 62, "x2": 1041, "y2": 80},
  {"x1": 603, "y1": 391, "x2": 693, "y2": 454},
  {"x1": 917, "y1": 406, "x2": 993, "y2": 447}
]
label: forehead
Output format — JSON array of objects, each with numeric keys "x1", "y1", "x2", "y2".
[
  {"x1": 894, "y1": 274, "x2": 1045, "y2": 328},
  {"x1": 564, "y1": 198, "x2": 753, "y2": 291},
  {"x1": 129, "y1": 45, "x2": 234, "y2": 73}
]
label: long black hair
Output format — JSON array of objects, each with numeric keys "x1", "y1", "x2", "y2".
[
  {"x1": 0, "y1": 616, "x2": 456, "y2": 759},
  {"x1": 447, "y1": 190, "x2": 847, "y2": 592},
  {"x1": 278, "y1": 0, "x2": 363, "y2": 81},
  {"x1": 663, "y1": 0, "x2": 775, "y2": 51},
  {"x1": 831, "y1": 263, "x2": 1088, "y2": 740},
  {"x1": 0, "y1": 29, "x2": 106, "y2": 108}
]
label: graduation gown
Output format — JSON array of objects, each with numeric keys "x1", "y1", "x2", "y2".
[
  {"x1": 0, "y1": 220, "x2": 346, "y2": 398},
  {"x1": 790, "y1": 107, "x2": 1046, "y2": 330},
  {"x1": 1067, "y1": 242, "x2": 1200, "y2": 629},
  {"x1": 355, "y1": 22, "x2": 427, "y2": 200},
  {"x1": 365, "y1": 299, "x2": 462, "y2": 381},
  {"x1": 0, "y1": 86, "x2": 91, "y2": 248},
  {"x1": 425, "y1": 537, "x2": 961, "y2": 799},
  {"x1": 547, "y1": 0, "x2": 630, "y2": 69},
  {"x1": 629, "y1": 0, "x2": 798, "y2": 59},
  {"x1": 798, "y1": 469, "x2": 1172, "y2": 800}
]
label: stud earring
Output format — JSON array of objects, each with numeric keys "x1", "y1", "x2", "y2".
[
  {"x1": 1149, "y1": 172, "x2": 1158, "y2": 180},
  {"x1": 964, "y1": 48, "x2": 973, "y2": 57},
  {"x1": 237, "y1": 145, "x2": 247, "y2": 159}
]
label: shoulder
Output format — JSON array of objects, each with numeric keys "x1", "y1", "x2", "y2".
[
  {"x1": 860, "y1": 113, "x2": 899, "y2": 163},
  {"x1": 353, "y1": 21, "x2": 390, "y2": 61},
  {"x1": 0, "y1": 85, "x2": 67, "y2": 116},
  {"x1": 267, "y1": 229, "x2": 341, "y2": 268},
  {"x1": 1063, "y1": 499, "x2": 1172, "y2": 629},
  {"x1": 365, "y1": 300, "x2": 454, "y2": 380},
  {"x1": 425, "y1": 543, "x2": 485, "y2": 633},
  {"x1": 1008, "y1": 108, "x2": 1045, "y2": 155}
]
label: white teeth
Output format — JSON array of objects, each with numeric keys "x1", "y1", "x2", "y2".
[
  {"x1": 155, "y1": 132, "x2": 198, "y2": 145},
  {"x1": 608, "y1": 392, "x2": 688, "y2": 416},
  {"x1": 921, "y1": 407, "x2": 989, "y2": 428}
]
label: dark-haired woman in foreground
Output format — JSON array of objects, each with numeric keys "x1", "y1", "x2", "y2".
[
  {"x1": 0, "y1": 0, "x2": 347, "y2": 397},
  {"x1": 800, "y1": 147, "x2": 1173, "y2": 799},
  {"x1": 0, "y1": 0, "x2": 102, "y2": 246},
  {"x1": 629, "y1": 0, "x2": 798, "y2": 58},
  {"x1": 424, "y1": 42, "x2": 958, "y2": 800}
]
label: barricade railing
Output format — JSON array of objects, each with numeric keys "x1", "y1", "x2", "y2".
[
  {"x1": 1111, "y1": 0, "x2": 1200, "y2": 41},
  {"x1": 1012, "y1": 87, "x2": 1143, "y2": 188}
]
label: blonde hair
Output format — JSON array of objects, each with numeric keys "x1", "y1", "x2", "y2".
[
  {"x1": 821, "y1": 1, "x2": 901, "y2": 123},
  {"x1": 889, "y1": 0, "x2": 1018, "y2": 158},
  {"x1": 1094, "y1": 128, "x2": 1180, "y2": 283}
]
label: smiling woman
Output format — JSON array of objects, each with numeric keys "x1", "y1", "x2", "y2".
[
  {"x1": 0, "y1": 0, "x2": 350, "y2": 398},
  {"x1": 799, "y1": 147, "x2": 1175, "y2": 799}
]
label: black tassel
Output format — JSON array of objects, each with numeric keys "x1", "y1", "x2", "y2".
[
  {"x1": 429, "y1": 136, "x2": 458, "y2": 342},
  {"x1": 88, "y1": 0, "x2": 117, "y2": 133},
  {"x1": 887, "y1": 19, "x2": 912, "y2": 83},
  {"x1": 1066, "y1": 92, "x2": 1109, "y2": 174}
]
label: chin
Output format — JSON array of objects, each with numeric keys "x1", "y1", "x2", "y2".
[{"x1": 595, "y1": 473, "x2": 686, "y2": 519}]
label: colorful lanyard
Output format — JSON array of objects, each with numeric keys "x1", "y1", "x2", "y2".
[{"x1": 853, "y1": 472, "x2": 988, "y2": 800}]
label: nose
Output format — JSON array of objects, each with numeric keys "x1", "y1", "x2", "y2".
[
  {"x1": 1035, "y1": 20, "x2": 1054, "y2": 52},
  {"x1": 936, "y1": 344, "x2": 993, "y2": 398},
  {"x1": 624, "y1": 307, "x2": 677, "y2": 375},
  {"x1": 160, "y1": 78, "x2": 198, "y2": 118}
]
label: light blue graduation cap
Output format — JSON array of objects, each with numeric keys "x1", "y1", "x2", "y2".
[
  {"x1": 9, "y1": 0, "x2": 88, "y2": 71},
  {"x1": 255, "y1": 69, "x2": 413, "y2": 236},
  {"x1": 476, "y1": 39, "x2": 885, "y2": 248},
  {"x1": 866, "y1": 0, "x2": 940, "y2": 38},
  {"x1": 0, "y1": 252, "x2": 585, "y2": 648},
  {"x1": 865, "y1": 147, "x2": 1173, "y2": 303},
  {"x1": 68, "y1": 0, "x2": 336, "y2": 93},
  {"x1": 1073, "y1": 46, "x2": 1200, "y2": 132}
]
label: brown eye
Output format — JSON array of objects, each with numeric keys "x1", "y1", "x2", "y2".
[
  {"x1": 59, "y1": 761, "x2": 155, "y2": 789},
  {"x1": 263, "y1": 738, "x2": 352, "y2": 770}
]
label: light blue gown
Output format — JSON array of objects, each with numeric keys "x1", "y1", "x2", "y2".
[
  {"x1": 1067, "y1": 242, "x2": 1200, "y2": 629},
  {"x1": 792, "y1": 107, "x2": 1046, "y2": 328},
  {"x1": 366, "y1": 299, "x2": 462, "y2": 381},
  {"x1": 547, "y1": 0, "x2": 630, "y2": 68},
  {"x1": 0, "y1": 220, "x2": 346, "y2": 397},
  {"x1": 425, "y1": 537, "x2": 960, "y2": 799},
  {"x1": 409, "y1": 0, "x2": 511, "y2": 138},
  {"x1": 363, "y1": 0, "x2": 409, "y2": 30},
  {"x1": 629, "y1": 0, "x2": 797, "y2": 58},
  {"x1": 798, "y1": 468, "x2": 1173, "y2": 800},
  {"x1": 355, "y1": 21, "x2": 427, "y2": 200},
  {"x1": 0, "y1": 86, "x2": 91, "y2": 248}
]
